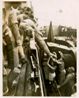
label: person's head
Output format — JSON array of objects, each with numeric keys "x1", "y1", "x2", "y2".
[
  {"x1": 3, "y1": 2, "x2": 22, "y2": 17},
  {"x1": 18, "y1": 2, "x2": 34, "y2": 19},
  {"x1": 67, "y1": 67, "x2": 75, "y2": 74}
]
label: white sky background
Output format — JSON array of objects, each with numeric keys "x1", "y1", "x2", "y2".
[{"x1": 30, "y1": 0, "x2": 79, "y2": 28}]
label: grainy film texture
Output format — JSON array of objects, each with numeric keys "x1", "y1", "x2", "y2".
[{"x1": 3, "y1": 0, "x2": 77, "y2": 96}]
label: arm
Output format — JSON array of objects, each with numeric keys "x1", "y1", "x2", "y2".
[
  {"x1": 35, "y1": 31, "x2": 51, "y2": 57},
  {"x1": 24, "y1": 19, "x2": 52, "y2": 57},
  {"x1": 9, "y1": 7, "x2": 25, "y2": 59},
  {"x1": 34, "y1": 25, "x2": 57, "y2": 60}
]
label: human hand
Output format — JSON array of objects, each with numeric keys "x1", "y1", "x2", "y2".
[
  {"x1": 49, "y1": 51, "x2": 64, "y2": 64},
  {"x1": 49, "y1": 52, "x2": 58, "y2": 63},
  {"x1": 21, "y1": 57, "x2": 27, "y2": 65}
]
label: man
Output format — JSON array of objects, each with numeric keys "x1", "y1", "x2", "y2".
[
  {"x1": 14, "y1": 2, "x2": 57, "y2": 96},
  {"x1": 3, "y1": 2, "x2": 26, "y2": 95},
  {"x1": 3, "y1": 1, "x2": 56, "y2": 95},
  {"x1": 18, "y1": 2, "x2": 56, "y2": 59}
]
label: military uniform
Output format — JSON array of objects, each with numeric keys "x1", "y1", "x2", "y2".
[
  {"x1": 3, "y1": 6, "x2": 26, "y2": 95},
  {"x1": 3, "y1": 18, "x2": 14, "y2": 95},
  {"x1": 3, "y1": 3, "x2": 57, "y2": 96}
]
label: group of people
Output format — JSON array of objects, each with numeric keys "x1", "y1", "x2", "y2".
[
  {"x1": 3, "y1": 1, "x2": 57, "y2": 95},
  {"x1": 3, "y1": 1, "x2": 76, "y2": 96}
]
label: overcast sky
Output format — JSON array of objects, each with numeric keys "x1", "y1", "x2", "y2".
[{"x1": 30, "y1": 0, "x2": 79, "y2": 28}]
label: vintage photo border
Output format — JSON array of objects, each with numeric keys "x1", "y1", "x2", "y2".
[{"x1": 0, "y1": 0, "x2": 79, "y2": 97}]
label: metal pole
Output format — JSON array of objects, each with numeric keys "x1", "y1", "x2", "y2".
[{"x1": 36, "y1": 48, "x2": 44, "y2": 96}]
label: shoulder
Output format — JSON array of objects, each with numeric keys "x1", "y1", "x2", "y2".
[{"x1": 23, "y1": 19, "x2": 35, "y2": 27}]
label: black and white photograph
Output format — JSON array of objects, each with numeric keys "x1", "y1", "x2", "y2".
[{"x1": 2, "y1": 0, "x2": 77, "y2": 96}]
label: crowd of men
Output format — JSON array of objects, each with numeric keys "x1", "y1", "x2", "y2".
[
  {"x1": 3, "y1": 1, "x2": 57, "y2": 95},
  {"x1": 3, "y1": 1, "x2": 76, "y2": 96}
]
